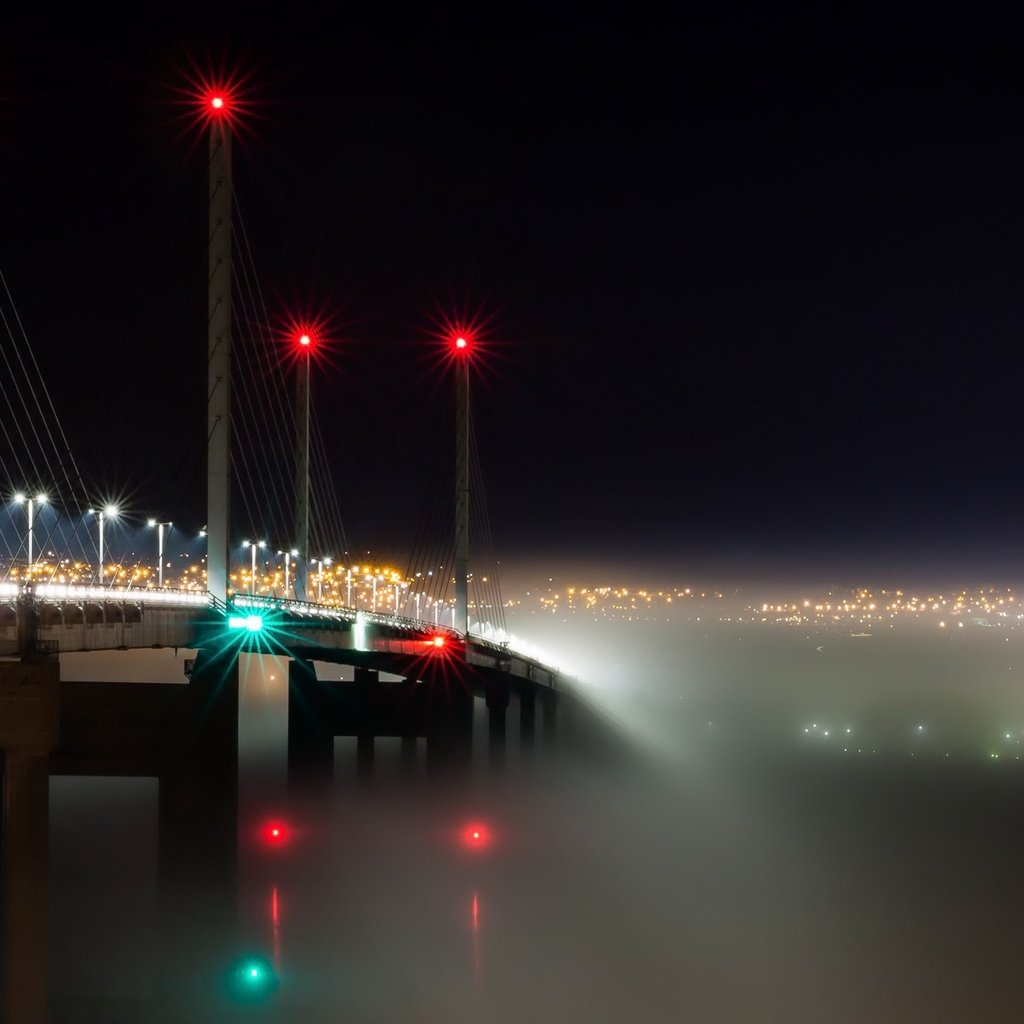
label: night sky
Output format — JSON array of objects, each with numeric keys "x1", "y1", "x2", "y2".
[{"x1": 3, "y1": 11, "x2": 1023, "y2": 582}]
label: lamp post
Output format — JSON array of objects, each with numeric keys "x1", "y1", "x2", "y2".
[
  {"x1": 88, "y1": 504, "x2": 119, "y2": 586},
  {"x1": 277, "y1": 549, "x2": 298, "y2": 599},
  {"x1": 243, "y1": 540, "x2": 266, "y2": 596},
  {"x1": 147, "y1": 519, "x2": 172, "y2": 589},
  {"x1": 314, "y1": 557, "x2": 332, "y2": 604},
  {"x1": 14, "y1": 492, "x2": 47, "y2": 568}
]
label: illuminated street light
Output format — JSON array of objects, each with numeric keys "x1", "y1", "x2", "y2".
[
  {"x1": 147, "y1": 519, "x2": 172, "y2": 589},
  {"x1": 314, "y1": 556, "x2": 332, "y2": 604},
  {"x1": 243, "y1": 540, "x2": 266, "y2": 596},
  {"x1": 87, "y1": 504, "x2": 120, "y2": 586},
  {"x1": 14, "y1": 492, "x2": 48, "y2": 568},
  {"x1": 277, "y1": 548, "x2": 299, "y2": 599}
]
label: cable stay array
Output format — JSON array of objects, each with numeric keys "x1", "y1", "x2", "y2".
[
  {"x1": 403, "y1": 380, "x2": 507, "y2": 639},
  {"x1": 0, "y1": 265, "x2": 104, "y2": 584}
]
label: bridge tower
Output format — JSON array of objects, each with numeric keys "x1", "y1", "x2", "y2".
[
  {"x1": 453, "y1": 333, "x2": 470, "y2": 636},
  {"x1": 206, "y1": 92, "x2": 233, "y2": 605},
  {"x1": 293, "y1": 330, "x2": 313, "y2": 601}
]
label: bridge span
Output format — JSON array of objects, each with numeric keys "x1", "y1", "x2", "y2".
[{"x1": 0, "y1": 583, "x2": 564, "y2": 690}]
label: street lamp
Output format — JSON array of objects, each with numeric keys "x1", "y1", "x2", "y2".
[
  {"x1": 147, "y1": 519, "x2": 172, "y2": 589},
  {"x1": 314, "y1": 556, "x2": 332, "y2": 604},
  {"x1": 88, "y1": 504, "x2": 119, "y2": 586},
  {"x1": 14, "y1": 492, "x2": 48, "y2": 569},
  {"x1": 243, "y1": 540, "x2": 266, "y2": 596},
  {"x1": 277, "y1": 548, "x2": 298, "y2": 599}
]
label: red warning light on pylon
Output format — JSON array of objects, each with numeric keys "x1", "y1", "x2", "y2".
[
  {"x1": 451, "y1": 333, "x2": 472, "y2": 355},
  {"x1": 289, "y1": 323, "x2": 321, "y2": 354},
  {"x1": 429, "y1": 635, "x2": 447, "y2": 649},
  {"x1": 204, "y1": 88, "x2": 233, "y2": 118}
]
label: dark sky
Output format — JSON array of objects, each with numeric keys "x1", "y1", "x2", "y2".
[{"x1": 3, "y1": 11, "x2": 1023, "y2": 581}]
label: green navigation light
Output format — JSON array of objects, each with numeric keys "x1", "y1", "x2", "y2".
[{"x1": 227, "y1": 614, "x2": 264, "y2": 632}]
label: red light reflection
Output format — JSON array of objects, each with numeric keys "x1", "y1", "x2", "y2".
[
  {"x1": 461, "y1": 822, "x2": 491, "y2": 850},
  {"x1": 260, "y1": 820, "x2": 291, "y2": 846}
]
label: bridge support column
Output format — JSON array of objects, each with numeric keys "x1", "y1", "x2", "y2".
[
  {"x1": 426, "y1": 688, "x2": 474, "y2": 776},
  {"x1": 288, "y1": 659, "x2": 333, "y2": 789},
  {"x1": 401, "y1": 735, "x2": 419, "y2": 774},
  {"x1": 486, "y1": 685, "x2": 509, "y2": 768},
  {"x1": 353, "y1": 668, "x2": 379, "y2": 782},
  {"x1": 156, "y1": 646, "x2": 238, "y2": 1021},
  {"x1": 519, "y1": 686, "x2": 536, "y2": 749},
  {"x1": 0, "y1": 658, "x2": 59, "y2": 1024},
  {"x1": 356, "y1": 734, "x2": 375, "y2": 779},
  {"x1": 540, "y1": 689, "x2": 559, "y2": 745}
]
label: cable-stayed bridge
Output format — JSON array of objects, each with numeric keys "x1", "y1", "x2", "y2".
[{"x1": 0, "y1": 78, "x2": 606, "y2": 1023}]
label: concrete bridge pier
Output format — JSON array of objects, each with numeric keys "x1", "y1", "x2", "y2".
[
  {"x1": 424, "y1": 676, "x2": 474, "y2": 776},
  {"x1": 540, "y1": 689, "x2": 559, "y2": 745},
  {"x1": 485, "y1": 684, "x2": 510, "y2": 768},
  {"x1": 400, "y1": 735, "x2": 419, "y2": 774},
  {"x1": 518, "y1": 685, "x2": 536, "y2": 749},
  {"x1": 287, "y1": 659, "x2": 334, "y2": 790},
  {"x1": 155, "y1": 647, "x2": 239, "y2": 1023},
  {"x1": 0, "y1": 658, "x2": 59, "y2": 1024},
  {"x1": 353, "y1": 668, "x2": 379, "y2": 781}
]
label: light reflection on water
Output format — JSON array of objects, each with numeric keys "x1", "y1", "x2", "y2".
[{"x1": 47, "y1": 624, "x2": 1024, "y2": 1022}]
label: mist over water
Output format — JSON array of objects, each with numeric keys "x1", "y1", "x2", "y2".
[{"x1": 45, "y1": 576, "x2": 1024, "y2": 1022}]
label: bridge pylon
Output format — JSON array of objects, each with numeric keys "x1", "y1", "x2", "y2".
[
  {"x1": 453, "y1": 333, "x2": 471, "y2": 638},
  {"x1": 206, "y1": 92, "x2": 233, "y2": 606}
]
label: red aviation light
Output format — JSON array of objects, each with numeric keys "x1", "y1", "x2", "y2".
[
  {"x1": 451, "y1": 333, "x2": 472, "y2": 355},
  {"x1": 429, "y1": 635, "x2": 447, "y2": 650},
  {"x1": 203, "y1": 88, "x2": 233, "y2": 119},
  {"x1": 180, "y1": 65, "x2": 255, "y2": 137},
  {"x1": 281, "y1": 318, "x2": 330, "y2": 366}
]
